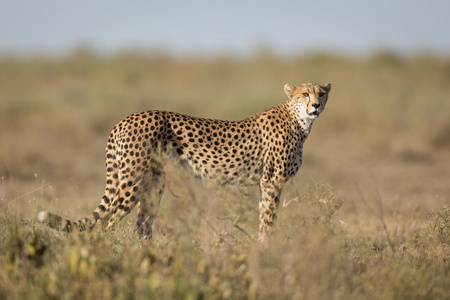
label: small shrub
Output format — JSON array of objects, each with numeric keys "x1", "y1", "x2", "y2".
[{"x1": 428, "y1": 205, "x2": 450, "y2": 246}]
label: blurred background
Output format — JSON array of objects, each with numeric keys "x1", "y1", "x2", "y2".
[
  {"x1": 1, "y1": 0, "x2": 450, "y2": 57},
  {"x1": 1, "y1": 0, "x2": 449, "y2": 221}
]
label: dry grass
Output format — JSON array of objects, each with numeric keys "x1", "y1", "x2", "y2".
[{"x1": 1, "y1": 51, "x2": 449, "y2": 299}]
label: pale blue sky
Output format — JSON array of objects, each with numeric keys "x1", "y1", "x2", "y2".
[{"x1": 1, "y1": 0, "x2": 449, "y2": 57}]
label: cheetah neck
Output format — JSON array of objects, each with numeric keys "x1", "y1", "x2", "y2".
[
  {"x1": 282, "y1": 101, "x2": 315, "y2": 137},
  {"x1": 299, "y1": 117, "x2": 314, "y2": 136}
]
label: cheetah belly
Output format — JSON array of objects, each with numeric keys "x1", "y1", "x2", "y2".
[{"x1": 178, "y1": 152, "x2": 263, "y2": 186}]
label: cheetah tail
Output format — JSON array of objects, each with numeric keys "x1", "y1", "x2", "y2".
[{"x1": 36, "y1": 210, "x2": 96, "y2": 233}]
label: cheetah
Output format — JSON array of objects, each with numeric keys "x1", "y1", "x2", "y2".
[{"x1": 37, "y1": 82, "x2": 331, "y2": 242}]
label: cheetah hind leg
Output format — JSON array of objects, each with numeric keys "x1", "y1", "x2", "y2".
[
  {"x1": 103, "y1": 169, "x2": 165, "y2": 239},
  {"x1": 135, "y1": 170, "x2": 165, "y2": 239}
]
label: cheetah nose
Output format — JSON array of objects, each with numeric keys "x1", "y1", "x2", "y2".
[{"x1": 312, "y1": 103, "x2": 320, "y2": 109}]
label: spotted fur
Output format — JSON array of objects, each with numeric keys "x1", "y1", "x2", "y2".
[{"x1": 37, "y1": 82, "x2": 331, "y2": 241}]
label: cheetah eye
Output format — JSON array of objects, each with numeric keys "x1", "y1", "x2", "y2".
[
  {"x1": 319, "y1": 92, "x2": 325, "y2": 97},
  {"x1": 302, "y1": 93, "x2": 309, "y2": 97}
]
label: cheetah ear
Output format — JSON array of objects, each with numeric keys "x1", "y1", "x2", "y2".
[
  {"x1": 284, "y1": 84, "x2": 295, "y2": 98},
  {"x1": 322, "y1": 83, "x2": 332, "y2": 94}
]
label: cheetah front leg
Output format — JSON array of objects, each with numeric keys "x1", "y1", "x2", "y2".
[
  {"x1": 258, "y1": 179, "x2": 284, "y2": 243},
  {"x1": 135, "y1": 170, "x2": 165, "y2": 239}
]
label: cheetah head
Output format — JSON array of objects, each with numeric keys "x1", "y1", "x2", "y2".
[{"x1": 284, "y1": 83, "x2": 332, "y2": 120}]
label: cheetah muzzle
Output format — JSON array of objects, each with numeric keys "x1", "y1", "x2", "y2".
[{"x1": 37, "y1": 82, "x2": 332, "y2": 243}]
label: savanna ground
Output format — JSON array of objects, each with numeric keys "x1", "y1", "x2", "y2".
[{"x1": 0, "y1": 51, "x2": 449, "y2": 299}]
